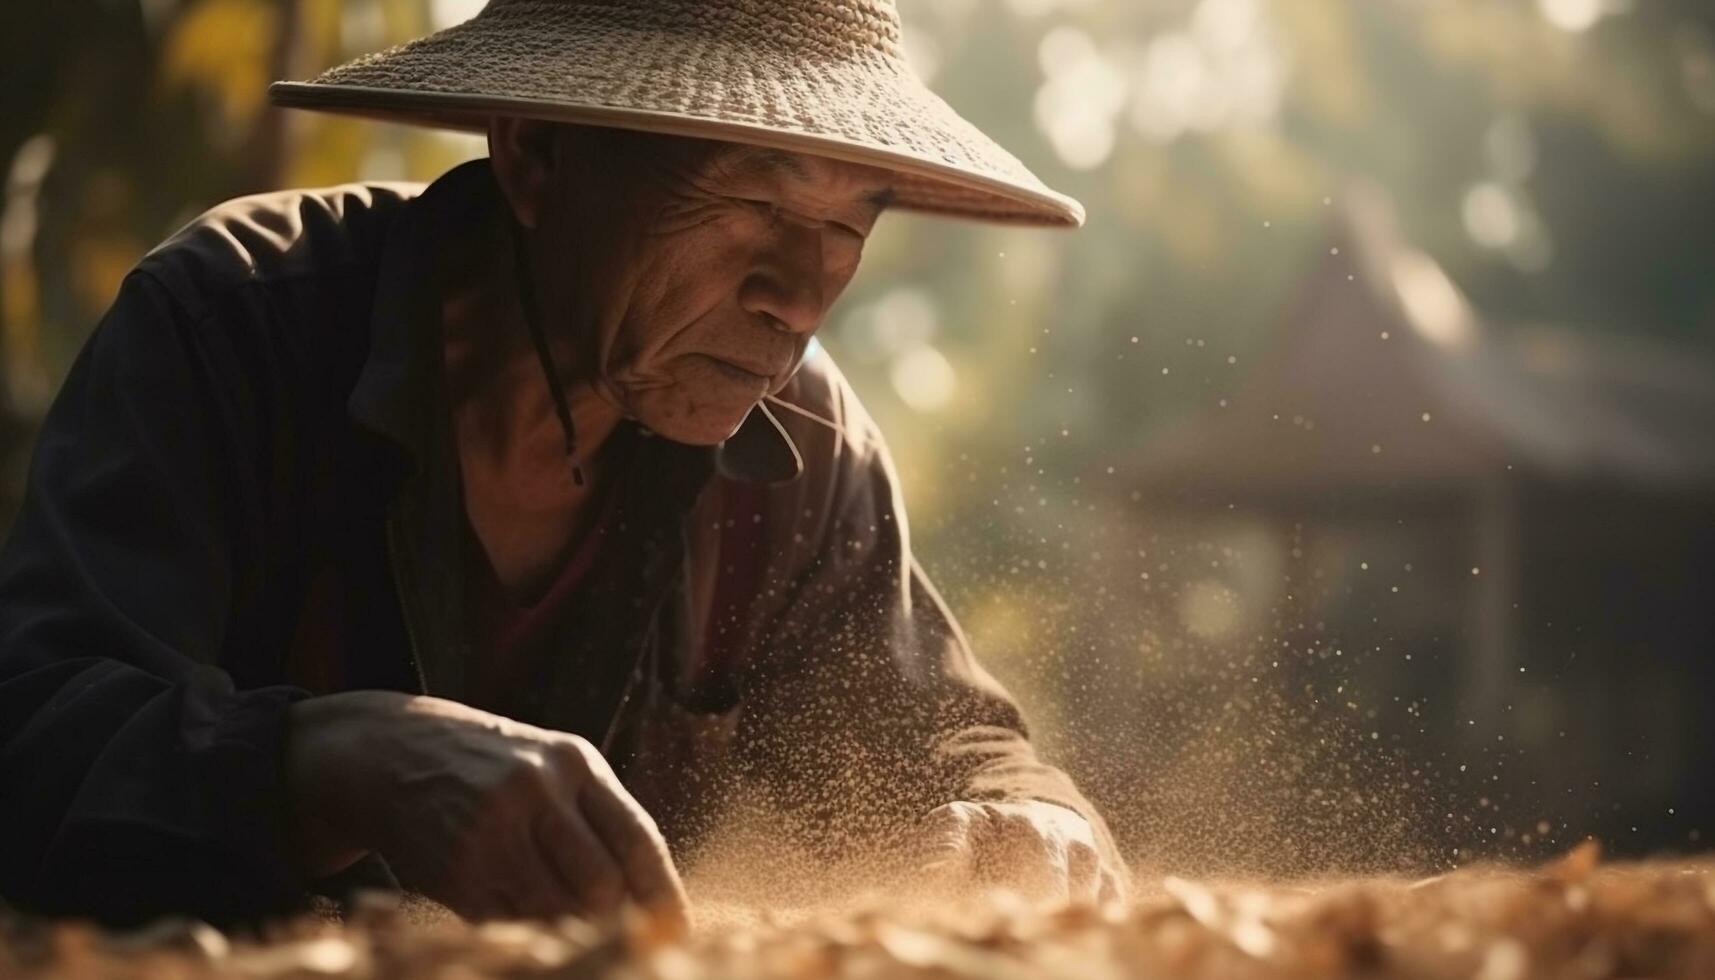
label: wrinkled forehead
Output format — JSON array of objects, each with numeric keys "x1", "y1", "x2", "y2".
[{"x1": 703, "y1": 143, "x2": 898, "y2": 205}]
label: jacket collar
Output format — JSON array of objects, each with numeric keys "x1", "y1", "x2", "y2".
[{"x1": 347, "y1": 158, "x2": 803, "y2": 486}]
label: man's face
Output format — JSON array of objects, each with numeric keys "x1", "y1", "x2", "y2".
[{"x1": 525, "y1": 131, "x2": 896, "y2": 445}]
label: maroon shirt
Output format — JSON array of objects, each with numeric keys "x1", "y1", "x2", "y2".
[{"x1": 462, "y1": 479, "x2": 622, "y2": 714}]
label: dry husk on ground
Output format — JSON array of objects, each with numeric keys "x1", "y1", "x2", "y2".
[{"x1": 5, "y1": 844, "x2": 1714, "y2": 979}]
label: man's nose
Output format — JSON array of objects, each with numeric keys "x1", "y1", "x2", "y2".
[{"x1": 738, "y1": 227, "x2": 825, "y2": 335}]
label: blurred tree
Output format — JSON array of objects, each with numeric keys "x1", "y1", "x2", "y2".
[{"x1": 0, "y1": 0, "x2": 454, "y2": 522}]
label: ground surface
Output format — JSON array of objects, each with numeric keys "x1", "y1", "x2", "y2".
[{"x1": 5, "y1": 845, "x2": 1714, "y2": 979}]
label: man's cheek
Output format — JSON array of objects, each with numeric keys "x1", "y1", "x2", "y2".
[
  {"x1": 617, "y1": 353, "x2": 743, "y2": 410},
  {"x1": 601, "y1": 330, "x2": 680, "y2": 395}
]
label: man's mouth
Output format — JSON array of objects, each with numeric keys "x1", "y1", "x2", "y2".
[{"x1": 699, "y1": 354, "x2": 774, "y2": 387}]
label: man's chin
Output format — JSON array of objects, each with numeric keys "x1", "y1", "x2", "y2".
[{"x1": 630, "y1": 401, "x2": 753, "y2": 447}]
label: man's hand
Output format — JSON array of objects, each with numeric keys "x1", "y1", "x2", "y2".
[
  {"x1": 285, "y1": 692, "x2": 689, "y2": 925},
  {"x1": 911, "y1": 801, "x2": 1125, "y2": 907}
]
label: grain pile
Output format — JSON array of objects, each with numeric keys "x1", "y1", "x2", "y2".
[{"x1": 4, "y1": 844, "x2": 1714, "y2": 979}]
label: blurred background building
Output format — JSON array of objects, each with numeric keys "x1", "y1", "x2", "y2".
[
  {"x1": 1129, "y1": 189, "x2": 1715, "y2": 863},
  {"x1": 3, "y1": 0, "x2": 1713, "y2": 874}
]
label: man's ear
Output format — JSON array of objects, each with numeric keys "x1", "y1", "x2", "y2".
[{"x1": 487, "y1": 117, "x2": 562, "y2": 230}]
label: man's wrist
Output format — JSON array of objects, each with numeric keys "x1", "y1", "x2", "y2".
[{"x1": 283, "y1": 692, "x2": 401, "y2": 879}]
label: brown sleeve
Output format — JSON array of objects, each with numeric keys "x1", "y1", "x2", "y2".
[{"x1": 723, "y1": 356, "x2": 1124, "y2": 876}]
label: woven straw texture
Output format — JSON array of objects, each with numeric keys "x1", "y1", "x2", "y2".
[{"x1": 269, "y1": 0, "x2": 1082, "y2": 226}]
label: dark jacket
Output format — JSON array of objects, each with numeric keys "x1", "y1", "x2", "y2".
[{"x1": 0, "y1": 160, "x2": 1116, "y2": 926}]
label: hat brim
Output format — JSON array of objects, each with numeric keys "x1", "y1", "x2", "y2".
[
  {"x1": 270, "y1": 83, "x2": 1082, "y2": 227},
  {"x1": 267, "y1": 9, "x2": 1082, "y2": 227}
]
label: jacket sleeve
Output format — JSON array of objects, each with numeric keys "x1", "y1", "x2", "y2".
[
  {"x1": 729, "y1": 393, "x2": 1125, "y2": 877},
  {"x1": 0, "y1": 271, "x2": 312, "y2": 925}
]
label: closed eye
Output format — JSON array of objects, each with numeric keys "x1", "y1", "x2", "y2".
[
  {"x1": 733, "y1": 196, "x2": 867, "y2": 238},
  {"x1": 732, "y1": 196, "x2": 777, "y2": 217}
]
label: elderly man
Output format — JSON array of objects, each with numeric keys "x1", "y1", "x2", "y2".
[{"x1": 0, "y1": 0, "x2": 1122, "y2": 926}]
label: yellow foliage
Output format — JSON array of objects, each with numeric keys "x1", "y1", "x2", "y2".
[
  {"x1": 0, "y1": 259, "x2": 41, "y2": 396},
  {"x1": 1215, "y1": 130, "x2": 1323, "y2": 218},
  {"x1": 0, "y1": 259, "x2": 47, "y2": 411},
  {"x1": 380, "y1": 0, "x2": 430, "y2": 43},
  {"x1": 0, "y1": 261, "x2": 37, "y2": 342},
  {"x1": 1274, "y1": 3, "x2": 1371, "y2": 128},
  {"x1": 159, "y1": 0, "x2": 281, "y2": 128},
  {"x1": 281, "y1": 117, "x2": 374, "y2": 188},
  {"x1": 1154, "y1": 182, "x2": 1224, "y2": 269},
  {"x1": 71, "y1": 234, "x2": 147, "y2": 319},
  {"x1": 404, "y1": 130, "x2": 490, "y2": 182},
  {"x1": 1417, "y1": 4, "x2": 1696, "y2": 161},
  {"x1": 294, "y1": 0, "x2": 346, "y2": 73}
]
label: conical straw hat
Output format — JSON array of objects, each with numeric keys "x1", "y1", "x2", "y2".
[{"x1": 268, "y1": 0, "x2": 1083, "y2": 227}]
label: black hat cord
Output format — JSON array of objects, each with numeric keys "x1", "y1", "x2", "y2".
[{"x1": 512, "y1": 220, "x2": 586, "y2": 487}]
